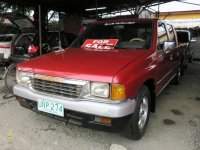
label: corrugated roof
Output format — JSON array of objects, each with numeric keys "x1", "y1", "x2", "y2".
[{"x1": 1, "y1": 0, "x2": 176, "y2": 14}]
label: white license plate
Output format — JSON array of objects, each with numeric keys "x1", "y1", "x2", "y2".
[{"x1": 37, "y1": 99, "x2": 64, "y2": 117}]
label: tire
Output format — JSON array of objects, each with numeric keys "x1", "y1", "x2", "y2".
[
  {"x1": 184, "y1": 61, "x2": 188, "y2": 69},
  {"x1": 189, "y1": 55, "x2": 193, "y2": 63},
  {"x1": 180, "y1": 64, "x2": 184, "y2": 76},
  {"x1": 183, "y1": 58, "x2": 188, "y2": 70},
  {"x1": 123, "y1": 85, "x2": 151, "y2": 140},
  {"x1": 4, "y1": 63, "x2": 17, "y2": 94},
  {"x1": 171, "y1": 66, "x2": 181, "y2": 85}
]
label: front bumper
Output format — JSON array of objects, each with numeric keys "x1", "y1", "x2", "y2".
[{"x1": 13, "y1": 84, "x2": 136, "y2": 118}]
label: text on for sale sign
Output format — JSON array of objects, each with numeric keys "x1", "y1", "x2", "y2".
[{"x1": 81, "y1": 39, "x2": 118, "y2": 50}]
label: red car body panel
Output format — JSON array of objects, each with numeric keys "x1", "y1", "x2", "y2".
[
  {"x1": 17, "y1": 18, "x2": 181, "y2": 100},
  {"x1": 18, "y1": 48, "x2": 146, "y2": 83}
]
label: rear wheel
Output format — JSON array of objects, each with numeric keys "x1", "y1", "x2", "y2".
[
  {"x1": 123, "y1": 85, "x2": 151, "y2": 140},
  {"x1": 4, "y1": 63, "x2": 17, "y2": 94},
  {"x1": 171, "y1": 67, "x2": 181, "y2": 85},
  {"x1": 189, "y1": 54, "x2": 193, "y2": 63},
  {"x1": 181, "y1": 64, "x2": 184, "y2": 76},
  {"x1": 181, "y1": 60, "x2": 187, "y2": 76},
  {"x1": 184, "y1": 60, "x2": 188, "y2": 69}
]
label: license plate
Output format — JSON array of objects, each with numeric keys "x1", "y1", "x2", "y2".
[{"x1": 37, "y1": 99, "x2": 64, "y2": 117}]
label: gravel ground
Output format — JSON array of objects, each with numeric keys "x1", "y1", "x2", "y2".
[{"x1": 0, "y1": 58, "x2": 200, "y2": 149}]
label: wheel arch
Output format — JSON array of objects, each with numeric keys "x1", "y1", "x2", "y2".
[{"x1": 143, "y1": 78, "x2": 156, "y2": 113}]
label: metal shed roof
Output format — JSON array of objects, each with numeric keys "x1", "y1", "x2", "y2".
[{"x1": 1, "y1": 0, "x2": 177, "y2": 14}]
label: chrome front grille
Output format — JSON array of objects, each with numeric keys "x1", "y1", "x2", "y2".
[{"x1": 32, "y1": 78, "x2": 83, "y2": 98}]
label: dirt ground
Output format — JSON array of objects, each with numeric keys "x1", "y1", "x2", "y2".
[{"x1": 0, "y1": 54, "x2": 200, "y2": 150}]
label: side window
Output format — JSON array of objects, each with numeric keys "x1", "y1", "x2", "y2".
[
  {"x1": 157, "y1": 23, "x2": 168, "y2": 51},
  {"x1": 166, "y1": 24, "x2": 175, "y2": 42}
]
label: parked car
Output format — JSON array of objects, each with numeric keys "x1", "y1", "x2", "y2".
[
  {"x1": 176, "y1": 29, "x2": 193, "y2": 69},
  {"x1": 0, "y1": 34, "x2": 16, "y2": 63},
  {"x1": 13, "y1": 18, "x2": 182, "y2": 140},
  {"x1": 4, "y1": 31, "x2": 77, "y2": 93},
  {"x1": 0, "y1": 13, "x2": 77, "y2": 63},
  {"x1": 0, "y1": 12, "x2": 36, "y2": 63},
  {"x1": 11, "y1": 33, "x2": 36, "y2": 58},
  {"x1": 27, "y1": 31, "x2": 77, "y2": 55}
]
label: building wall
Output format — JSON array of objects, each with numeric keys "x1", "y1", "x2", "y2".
[
  {"x1": 160, "y1": 12, "x2": 200, "y2": 20},
  {"x1": 139, "y1": 10, "x2": 155, "y2": 18},
  {"x1": 159, "y1": 11, "x2": 200, "y2": 28}
]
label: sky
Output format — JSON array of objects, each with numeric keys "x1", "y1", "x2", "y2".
[
  {"x1": 103, "y1": 0, "x2": 200, "y2": 18},
  {"x1": 151, "y1": 0, "x2": 200, "y2": 12}
]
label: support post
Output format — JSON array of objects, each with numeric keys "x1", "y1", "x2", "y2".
[
  {"x1": 38, "y1": 5, "x2": 42, "y2": 56},
  {"x1": 158, "y1": 0, "x2": 160, "y2": 19},
  {"x1": 95, "y1": 0, "x2": 98, "y2": 20}
]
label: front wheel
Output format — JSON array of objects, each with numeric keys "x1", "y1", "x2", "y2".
[
  {"x1": 123, "y1": 85, "x2": 151, "y2": 140},
  {"x1": 4, "y1": 63, "x2": 17, "y2": 94}
]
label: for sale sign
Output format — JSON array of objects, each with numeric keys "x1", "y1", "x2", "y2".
[{"x1": 81, "y1": 39, "x2": 118, "y2": 50}]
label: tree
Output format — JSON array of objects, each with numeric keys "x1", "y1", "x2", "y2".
[{"x1": 0, "y1": 2, "x2": 33, "y2": 15}]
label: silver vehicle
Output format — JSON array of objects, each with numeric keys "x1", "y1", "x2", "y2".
[
  {"x1": 176, "y1": 29, "x2": 193, "y2": 63},
  {"x1": 0, "y1": 34, "x2": 15, "y2": 62}
]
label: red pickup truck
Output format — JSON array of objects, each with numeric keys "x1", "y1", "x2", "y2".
[{"x1": 13, "y1": 18, "x2": 181, "y2": 140}]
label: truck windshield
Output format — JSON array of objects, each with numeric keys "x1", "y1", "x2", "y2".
[{"x1": 72, "y1": 21, "x2": 153, "y2": 50}]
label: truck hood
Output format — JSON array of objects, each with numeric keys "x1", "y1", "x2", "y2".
[{"x1": 18, "y1": 48, "x2": 146, "y2": 82}]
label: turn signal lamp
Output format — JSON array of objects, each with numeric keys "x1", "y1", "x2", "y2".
[
  {"x1": 95, "y1": 117, "x2": 111, "y2": 125},
  {"x1": 111, "y1": 84, "x2": 126, "y2": 101}
]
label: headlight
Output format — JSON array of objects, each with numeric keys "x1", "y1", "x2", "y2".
[
  {"x1": 91, "y1": 82, "x2": 110, "y2": 98},
  {"x1": 81, "y1": 82, "x2": 126, "y2": 101},
  {"x1": 16, "y1": 71, "x2": 33, "y2": 85}
]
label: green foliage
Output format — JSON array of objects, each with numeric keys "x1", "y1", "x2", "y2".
[{"x1": 0, "y1": 2, "x2": 33, "y2": 15}]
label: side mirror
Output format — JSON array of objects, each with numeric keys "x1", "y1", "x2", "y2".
[{"x1": 163, "y1": 41, "x2": 175, "y2": 52}]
